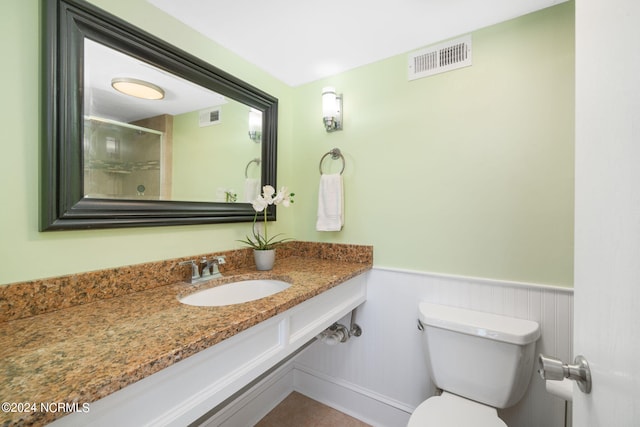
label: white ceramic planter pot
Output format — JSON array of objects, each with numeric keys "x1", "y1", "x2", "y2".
[{"x1": 254, "y1": 249, "x2": 275, "y2": 271}]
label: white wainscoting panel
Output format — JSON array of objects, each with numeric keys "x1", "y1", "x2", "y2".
[{"x1": 294, "y1": 267, "x2": 573, "y2": 427}]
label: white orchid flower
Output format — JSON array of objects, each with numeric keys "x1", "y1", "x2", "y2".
[
  {"x1": 252, "y1": 196, "x2": 268, "y2": 212},
  {"x1": 272, "y1": 187, "x2": 286, "y2": 205},
  {"x1": 262, "y1": 185, "x2": 276, "y2": 204},
  {"x1": 274, "y1": 187, "x2": 293, "y2": 207},
  {"x1": 240, "y1": 183, "x2": 295, "y2": 252}
]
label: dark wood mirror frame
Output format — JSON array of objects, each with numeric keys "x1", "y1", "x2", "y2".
[{"x1": 41, "y1": 0, "x2": 278, "y2": 231}]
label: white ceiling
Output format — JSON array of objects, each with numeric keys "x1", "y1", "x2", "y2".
[{"x1": 148, "y1": 0, "x2": 567, "y2": 87}]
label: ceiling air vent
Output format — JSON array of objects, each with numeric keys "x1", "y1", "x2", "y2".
[
  {"x1": 408, "y1": 35, "x2": 472, "y2": 81},
  {"x1": 199, "y1": 106, "x2": 222, "y2": 127}
]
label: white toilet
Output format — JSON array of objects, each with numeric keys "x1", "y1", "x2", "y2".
[{"x1": 408, "y1": 302, "x2": 541, "y2": 426}]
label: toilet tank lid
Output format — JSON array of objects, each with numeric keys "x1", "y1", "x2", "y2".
[{"x1": 419, "y1": 302, "x2": 540, "y2": 345}]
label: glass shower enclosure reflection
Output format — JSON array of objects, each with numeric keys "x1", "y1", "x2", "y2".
[{"x1": 83, "y1": 117, "x2": 169, "y2": 200}]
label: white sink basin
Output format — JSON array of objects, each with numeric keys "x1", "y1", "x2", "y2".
[{"x1": 179, "y1": 279, "x2": 291, "y2": 307}]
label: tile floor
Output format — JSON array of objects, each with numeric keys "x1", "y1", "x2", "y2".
[{"x1": 255, "y1": 392, "x2": 371, "y2": 427}]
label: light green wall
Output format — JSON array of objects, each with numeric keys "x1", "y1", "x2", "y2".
[
  {"x1": 0, "y1": 0, "x2": 574, "y2": 287},
  {"x1": 172, "y1": 101, "x2": 261, "y2": 202},
  {"x1": 291, "y1": 2, "x2": 574, "y2": 286}
]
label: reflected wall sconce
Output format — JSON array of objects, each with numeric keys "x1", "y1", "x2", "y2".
[
  {"x1": 322, "y1": 86, "x2": 343, "y2": 132},
  {"x1": 111, "y1": 77, "x2": 165, "y2": 100},
  {"x1": 248, "y1": 108, "x2": 262, "y2": 143}
]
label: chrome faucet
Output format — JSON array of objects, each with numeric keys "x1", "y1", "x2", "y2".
[
  {"x1": 203, "y1": 256, "x2": 226, "y2": 279},
  {"x1": 179, "y1": 260, "x2": 200, "y2": 284},
  {"x1": 179, "y1": 256, "x2": 226, "y2": 284}
]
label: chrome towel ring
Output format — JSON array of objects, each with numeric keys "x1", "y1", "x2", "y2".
[
  {"x1": 319, "y1": 148, "x2": 345, "y2": 175},
  {"x1": 244, "y1": 158, "x2": 261, "y2": 178}
]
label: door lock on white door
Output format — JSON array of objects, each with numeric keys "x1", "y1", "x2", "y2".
[{"x1": 538, "y1": 354, "x2": 592, "y2": 393}]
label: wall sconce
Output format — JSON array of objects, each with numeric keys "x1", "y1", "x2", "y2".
[
  {"x1": 248, "y1": 108, "x2": 262, "y2": 143},
  {"x1": 111, "y1": 77, "x2": 165, "y2": 100},
  {"x1": 322, "y1": 86, "x2": 343, "y2": 132}
]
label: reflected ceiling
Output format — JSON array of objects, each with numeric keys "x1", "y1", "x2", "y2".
[{"x1": 84, "y1": 39, "x2": 226, "y2": 122}]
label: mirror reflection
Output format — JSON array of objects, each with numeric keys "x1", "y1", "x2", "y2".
[
  {"x1": 83, "y1": 39, "x2": 262, "y2": 203},
  {"x1": 42, "y1": 0, "x2": 278, "y2": 230}
]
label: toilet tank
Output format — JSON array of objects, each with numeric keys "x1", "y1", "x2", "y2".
[{"x1": 418, "y1": 302, "x2": 540, "y2": 408}]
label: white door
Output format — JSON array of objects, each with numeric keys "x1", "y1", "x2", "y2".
[{"x1": 574, "y1": 0, "x2": 640, "y2": 425}]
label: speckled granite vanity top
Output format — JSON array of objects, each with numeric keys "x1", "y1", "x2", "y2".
[{"x1": 0, "y1": 242, "x2": 372, "y2": 426}]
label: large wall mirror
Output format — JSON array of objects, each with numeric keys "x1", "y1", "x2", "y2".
[{"x1": 41, "y1": 0, "x2": 278, "y2": 230}]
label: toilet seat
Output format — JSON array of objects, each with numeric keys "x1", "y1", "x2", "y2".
[{"x1": 407, "y1": 392, "x2": 507, "y2": 427}]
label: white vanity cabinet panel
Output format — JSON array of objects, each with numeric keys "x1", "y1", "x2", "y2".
[{"x1": 50, "y1": 274, "x2": 367, "y2": 427}]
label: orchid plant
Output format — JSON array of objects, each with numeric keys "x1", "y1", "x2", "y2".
[{"x1": 238, "y1": 185, "x2": 295, "y2": 250}]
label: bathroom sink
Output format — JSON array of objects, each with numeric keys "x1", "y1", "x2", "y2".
[{"x1": 179, "y1": 279, "x2": 291, "y2": 307}]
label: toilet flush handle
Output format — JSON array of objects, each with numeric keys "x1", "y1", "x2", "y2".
[{"x1": 538, "y1": 354, "x2": 592, "y2": 394}]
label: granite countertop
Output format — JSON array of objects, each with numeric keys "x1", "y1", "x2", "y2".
[{"x1": 0, "y1": 250, "x2": 371, "y2": 427}]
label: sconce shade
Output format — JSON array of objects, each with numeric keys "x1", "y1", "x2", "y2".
[
  {"x1": 111, "y1": 77, "x2": 165, "y2": 100},
  {"x1": 322, "y1": 86, "x2": 342, "y2": 132},
  {"x1": 322, "y1": 87, "x2": 338, "y2": 117},
  {"x1": 248, "y1": 108, "x2": 262, "y2": 142}
]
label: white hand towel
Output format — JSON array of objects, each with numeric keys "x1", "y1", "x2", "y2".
[
  {"x1": 244, "y1": 178, "x2": 260, "y2": 202},
  {"x1": 316, "y1": 173, "x2": 344, "y2": 231}
]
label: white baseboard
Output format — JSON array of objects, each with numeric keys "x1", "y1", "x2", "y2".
[
  {"x1": 199, "y1": 361, "x2": 411, "y2": 427},
  {"x1": 293, "y1": 365, "x2": 411, "y2": 427}
]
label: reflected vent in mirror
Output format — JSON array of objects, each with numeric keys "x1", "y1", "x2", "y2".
[
  {"x1": 199, "y1": 106, "x2": 222, "y2": 127},
  {"x1": 408, "y1": 35, "x2": 472, "y2": 80}
]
